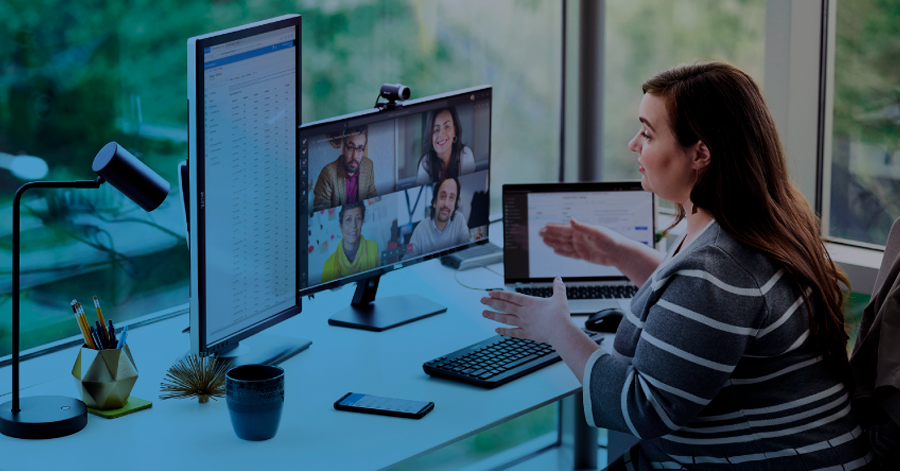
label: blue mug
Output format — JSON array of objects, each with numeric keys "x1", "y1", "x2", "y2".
[{"x1": 226, "y1": 364, "x2": 285, "y2": 441}]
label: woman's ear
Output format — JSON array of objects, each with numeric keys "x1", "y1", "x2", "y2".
[{"x1": 692, "y1": 141, "x2": 711, "y2": 171}]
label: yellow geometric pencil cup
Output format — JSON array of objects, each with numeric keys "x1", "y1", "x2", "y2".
[{"x1": 72, "y1": 344, "x2": 138, "y2": 410}]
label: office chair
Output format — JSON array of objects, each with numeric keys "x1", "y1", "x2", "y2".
[{"x1": 850, "y1": 216, "x2": 900, "y2": 468}]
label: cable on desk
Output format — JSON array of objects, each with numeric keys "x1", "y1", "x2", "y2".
[
  {"x1": 453, "y1": 266, "x2": 504, "y2": 292},
  {"x1": 481, "y1": 265, "x2": 503, "y2": 278}
]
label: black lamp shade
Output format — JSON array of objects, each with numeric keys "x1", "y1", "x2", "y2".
[{"x1": 92, "y1": 142, "x2": 170, "y2": 212}]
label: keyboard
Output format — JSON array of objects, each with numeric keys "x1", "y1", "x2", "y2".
[
  {"x1": 516, "y1": 284, "x2": 638, "y2": 300},
  {"x1": 423, "y1": 330, "x2": 605, "y2": 388}
]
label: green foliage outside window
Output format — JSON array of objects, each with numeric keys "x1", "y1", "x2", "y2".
[
  {"x1": 0, "y1": 1, "x2": 561, "y2": 358},
  {"x1": 602, "y1": 0, "x2": 765, "y2": 184},
  {"x1": 829, "y1": 0, "x2": 900, "y2": 246},
  {"x1": 0, "y1": 1, "x2": 562, "y2": 465},
  {"x1": 10, "y1": 1, "x2": 879, "y2": 468}
]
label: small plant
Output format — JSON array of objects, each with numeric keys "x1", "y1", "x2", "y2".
[{"x1": 159, "y1": 354, "x2": 228, "y2": 403}]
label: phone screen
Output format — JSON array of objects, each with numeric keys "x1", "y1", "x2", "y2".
[{"x1": 339, "y1": 393, "x2": 431, "y2": 414}]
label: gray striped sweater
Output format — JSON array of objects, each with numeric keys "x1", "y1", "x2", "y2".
[{"x1": 583, "y1": 220, "x2": 874, "y2": 470}]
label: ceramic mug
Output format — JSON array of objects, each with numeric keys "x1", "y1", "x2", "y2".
[{"x1": 225, "y1": 364, "x2": 285, "y2": 441}]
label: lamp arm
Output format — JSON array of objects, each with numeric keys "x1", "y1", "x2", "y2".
[{"x1": 10, "y1": 177, "x2": 104, "y2": 412}]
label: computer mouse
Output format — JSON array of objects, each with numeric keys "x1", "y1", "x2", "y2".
[{"x1": 584, "y1": 308, "x2": 625, "y2": 333}]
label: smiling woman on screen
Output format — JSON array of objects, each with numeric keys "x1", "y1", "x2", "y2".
[{"x1": 416, "y1": 106, "x2": 476, "y2": 185}]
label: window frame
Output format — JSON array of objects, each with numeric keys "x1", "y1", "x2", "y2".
[{"x1": 761, "y1": 0, "x2": 882, "y2": 294}]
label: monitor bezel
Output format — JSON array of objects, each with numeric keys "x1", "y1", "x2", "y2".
[
  {"x1": 188, "y1": 14, "x2": 302, "y2": 356},
  {"x1": 298, "y1": 85, "x2": 493, "y2": 297}
]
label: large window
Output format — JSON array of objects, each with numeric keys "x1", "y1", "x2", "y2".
[
  {"x1": 12, "y1": 1, "x2": 882, "y2": 468},
  {"x1": 0, "y1": 1, "x2": 561, "y2": 357},
  {"x1": 827, "y1": 0, "x2": 900, "y2": 246},
  {"x1": 0, "y1": 1, "x2": 561, "y2": 468}
]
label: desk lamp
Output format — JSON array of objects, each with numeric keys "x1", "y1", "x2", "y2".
[{"x1": 0, "y1": 142, "x2": 169, "y2": 439}]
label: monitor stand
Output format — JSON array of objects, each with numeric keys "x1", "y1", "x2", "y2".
[
  {"x1": 328, "y1": 276, "x2": 447, "y2": 332},
  {"x1": 214, "y1": 333, "x2": 312, "y2": 367}
]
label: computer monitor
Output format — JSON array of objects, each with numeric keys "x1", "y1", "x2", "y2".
[
  {"x1": 187, "y1": 15, "x2": 309, "y2": 365},
  {"x1": 300, "y1": 86, "x2": 493, "y2": 331}
]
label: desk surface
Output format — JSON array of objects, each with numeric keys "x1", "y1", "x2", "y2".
[{"x1": 0, "y1": 250, "x2": 602, "y2": 470}]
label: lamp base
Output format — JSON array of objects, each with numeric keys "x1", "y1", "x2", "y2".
[{"x1": 0, "y1": 396, "x2": 88, "y2": 439}]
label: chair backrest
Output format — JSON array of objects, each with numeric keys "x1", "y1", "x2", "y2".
[
  {"x1": 872, "y1": 217, "x2": 900, "y2": 295},
  {"x1": 851, "y1": 217, "x2": 900, "y2": 468}
]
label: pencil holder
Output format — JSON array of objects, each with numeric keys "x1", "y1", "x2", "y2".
[{"x1": 71, "y1": 344, "x2": 138, "y2": 410}]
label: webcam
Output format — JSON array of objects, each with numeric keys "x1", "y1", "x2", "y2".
[
  {"x1": 375, "y1": 83, "x2": 411, "y2": 110},
  {"x1": 381, "y1": 83, "x2": 410, "y2": 101}
]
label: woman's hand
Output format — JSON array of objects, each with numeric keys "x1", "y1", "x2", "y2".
[
  {"x1": 538, "y1": 218, "x2": 628, "y2": 267},
  {"x1": 482, "y1": 277, "x2": 603, "y2": 383},
  {"x1": 481, "y1": 277, "x2": 577, "y2": 345}
]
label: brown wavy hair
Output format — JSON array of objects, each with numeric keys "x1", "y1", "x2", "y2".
[
  {"x1": 421, "y1": 106, "x2": 464, "y2": 183},
  {"x1": 643, "y1": 62, "x2": 852, "y2": 383}
]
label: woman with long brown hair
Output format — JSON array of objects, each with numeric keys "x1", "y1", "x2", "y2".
[{"x1": 481, "y1": 62, "x2": 874, "y2": 469}]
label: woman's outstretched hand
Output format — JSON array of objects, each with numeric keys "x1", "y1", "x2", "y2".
[
  {"x1": 481, "y1": 277, "x2": 575, "y2": 345},
  {"x1": 482, "y1": 277, "x2": 603, "y2": 384},
  {"x1": 539, "y1": 218, "x2": 627, "y2": 267}
]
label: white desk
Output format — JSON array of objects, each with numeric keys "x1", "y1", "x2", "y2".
[{"x1": 0, "y1": 255, "x2": 605, "y2": 470}]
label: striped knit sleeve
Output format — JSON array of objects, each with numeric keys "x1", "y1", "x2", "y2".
[{"x1": 584, "y1": 245, "x2": 768, "y2": 439}]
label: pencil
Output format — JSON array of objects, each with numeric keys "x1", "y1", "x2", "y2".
[
  {"x1": 108, "y1": 320, "x2": 117, "y2": 348},
  {"x1": 74, "y1": 301, "x2": 95, "y2": 349},
  {"x1": 75, "y1": 302, "x2": 97, "y2": 350},
  {"x1": 93, "y1": 296, "x2": 110, "y2": 347},
  {"x1": 71, "y1": 300, "x2": 93, "y2": 348},
  {"x1": 116, "y1": 325, "x2": 128, "y2": 349},
  {"x1": 90, "y1": 327, "x2": 102, "y2": 350},
  {"x1": 95, "y1": 321, "x2": 107, "y2": 349}
]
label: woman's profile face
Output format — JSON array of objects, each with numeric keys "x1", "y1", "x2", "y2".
[
  {"x1": 628, "y1": 93, "x2": 697, "y2": 205},
  {"x1": 432, "y1": 110, "x2": 456, "y2": 158}
]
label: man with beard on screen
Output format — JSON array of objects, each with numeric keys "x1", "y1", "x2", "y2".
[
  {"x1": 313, "y1": 126, "x2": 376, "y2": 212},
  {"x1": 408, "y1": 177, "x2": 470, "y2": 257}
]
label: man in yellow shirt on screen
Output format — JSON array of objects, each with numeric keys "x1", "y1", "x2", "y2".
[{"x1": 322, "y1": 201, "x2": 379, "y2": 282}]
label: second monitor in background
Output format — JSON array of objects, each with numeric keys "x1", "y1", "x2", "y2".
[{"x1": 301, "y1": 86, "x2": 493, "y2": 331}]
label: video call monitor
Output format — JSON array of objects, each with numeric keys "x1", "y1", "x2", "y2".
[
  {"x1": 299, "y1": 85, "x2": 493, "y2": 331},
  {"x1": 187, "y1": 15, "x2": 308, "y2": 363}
]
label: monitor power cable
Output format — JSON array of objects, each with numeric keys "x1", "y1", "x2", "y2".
[{"x1": 453, "y1": 266, "x2": 504, "y2": 292}]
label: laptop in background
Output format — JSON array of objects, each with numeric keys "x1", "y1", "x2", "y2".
[{"x1": 502, "y1": 181, "x2": 655, "y2": 314}]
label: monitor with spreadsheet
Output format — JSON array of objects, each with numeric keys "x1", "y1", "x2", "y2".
[{"x1": 187, "y1": 15, "x2": 307, "y2": 363}]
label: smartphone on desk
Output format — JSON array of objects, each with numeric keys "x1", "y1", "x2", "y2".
[{"x1": 334, "y1": 392, "x2": 434, "y2": 419}]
